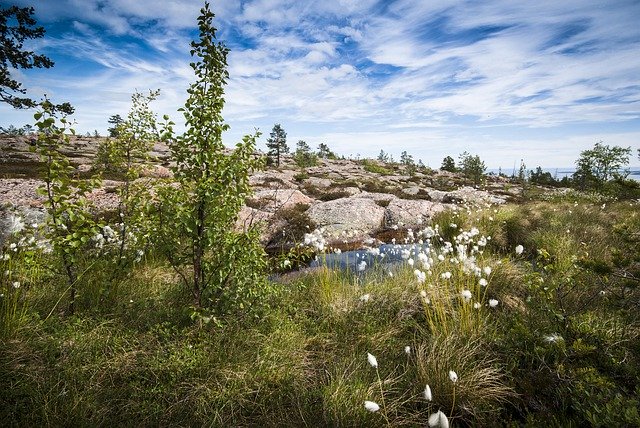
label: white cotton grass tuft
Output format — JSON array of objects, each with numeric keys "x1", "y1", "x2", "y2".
[
  {"x1": 357, "y1": 260, "x2": 367, "y2": 272},
  {"x1": 460, "y1": 289, "x2": 472, "y2": 302},
  {"x1": 364, "y1": 400, "x2": 380, "y2": 412},
  {"x1": 404, "y1": 345, "x2": 411, "y2": 355},
  {"x1": 428, "y1": 410, "x2": 449, "y2": 428},
  {"x1": 423, "y1": 384, "x2": 432, "y2": 401},
  {"x1": 489, "y1": 299, "x2": 499, "y2": 308},
  {"x1": 479, "y1": 278, "x2": 488, "y2": 287},
  {"x1": 359, "y1": 294, "x2": 371, "y2": 303},
  {"x1": 449, "y1": 370, "x2": 458, "y2": 383},
  {"x1": 367, "y1": 352, "x2": 378, "y2": 368},
  {"x1": 8, "y1": 215, "x2": 25, "y2": 234},
  {"x1": 515, "y1": 244, "x2": 524, "y2": 255}
]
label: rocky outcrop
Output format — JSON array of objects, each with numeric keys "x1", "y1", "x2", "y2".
[
  {"x1": 307, "y1": 197, "x2": 386, "y2": 238},
  {"x1": 248, "y1": 189, "x2": 314, "y2": 212},
  {"x1": 1, "y1": 136, "x2": 524, "y2": 249},
  {"x1": 385, "y1": 199, "x2": 448, "y2": 227}
]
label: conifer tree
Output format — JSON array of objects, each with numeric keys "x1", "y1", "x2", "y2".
[{"x1": 266, "y1": 123, "x2": 288, "y2": 166}]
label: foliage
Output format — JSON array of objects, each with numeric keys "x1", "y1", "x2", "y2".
[
  {"x1": 400, "y1": 150, "x2": 416, "y2": 175},
  {"x1": 293, "y1": 139, "x2": 318, "y2": 168},
  {"x1": 458, "y1": 151, "x2": 486, "y2": 185},
  {"x1": 361, "y1": 159, "x2": 393, "y2": 175},
  {"x1": 440, "y1": 155, "x2": 456, "y2": 172},
  {"x1": 266, "y1": 123, "x2": 288, "y2": 167},
  {"x1": 154, "y1": 3, "x2": 269, "y2": 319},
  {"x1": 573, "y1": 141, "x2": 632, "y2": 190},
  {"x1": 94, "y1": 90, "x2": 161, "y2": 280},
  {"x1": 107, "y1": 114, "x2": 124, "y2": 137},
  {"x1": 0, "y1": 6, "x2": 72, "y2": 113},
  {"x1": 377, "y1": 149, "x2": 390, "y2": 163},
  {"x1": 0, "y1": 124, "x2": 33, "y2": 135},
  {"x1": 317, "y1": 142, "x2": 336, "y2": 159},
  {"x1": 528, "y1": 166, "x2": 557, "y2": 186},
  {"x1": 31, "y1": 99, "x2": 101, "y2": 314}
]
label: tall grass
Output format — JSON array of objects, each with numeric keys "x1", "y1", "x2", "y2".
[{"x1": 1, "y1": 197, "x2": 638, "y2": 426}]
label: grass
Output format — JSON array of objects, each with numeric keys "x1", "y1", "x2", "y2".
[{"x1": 1, "y1": 195, "x2": 639, "y2": 426}]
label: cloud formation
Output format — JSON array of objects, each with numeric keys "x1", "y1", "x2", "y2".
[{"x1": 1, "y1": 0, "x2": 638, "y2": 167}]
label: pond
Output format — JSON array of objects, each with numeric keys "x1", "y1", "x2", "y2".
[{"x1": 308, "y1": 242, "x2": 430, "y2": 272}]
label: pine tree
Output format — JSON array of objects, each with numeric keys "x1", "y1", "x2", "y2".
[
  {"x1": 266, "y1": 123, "x2": 288, "y2": 166},
  {"x1": 317, "y1": 142, "x2": 335, "y2": 159}
]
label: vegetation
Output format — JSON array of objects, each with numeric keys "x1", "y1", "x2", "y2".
[
  {"x1": 2, "y1": 194, "x2": 638, "y2": 426},
  {"x1": 0, "y1": 5, "x2": 72, "y2": 113},
  {"x1": 458, "y1": 151, "x2": 486, "y2": 185},
  {"x1": 441, "y1": 155, "x2": 456, "y2": 172},
  {"x1": 107, "y1": 114, "x2": 124, "y2": 137},
  {"x1": 153, "y1": 3, "x2": 268, "y2": 318},
  {"x1": 293, "y1": 140, "x2": 318, "y2": 168},
  {"x1": 266, "y1": 123, "x2": 289, "y2": 167},
  {"x1": 317, "y1": 142, "x2": 336, "y2": 159},
  {"x1": 1, "y1": 3, "x2": 639, "y2": 427},
  {"x1": 362, "y1": 158, "x2": 394, "y2": 175}
]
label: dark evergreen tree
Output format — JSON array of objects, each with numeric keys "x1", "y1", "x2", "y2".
[
  {"x1": 107, "y1": 114, "x2": 124, "y2": 137},
  {"x1": 440, "y1": 155, "x2": 456, "y2": 172},
  {"x1": 294, "y1": 140, "x2": 317, "y2": 167},
  {"x1": 317, "y1": 142, "x2": 336, "y2": 159},
  {"x1": 0, "y1": 6, "x2": 73, "y2": 113},
  {"x1": 266, "y1": 123, "x2": 288, "y2": 167}
]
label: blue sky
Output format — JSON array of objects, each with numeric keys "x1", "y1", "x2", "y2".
[{"x1": 1, "y1": 0, "x2": 639, "y2": 169}]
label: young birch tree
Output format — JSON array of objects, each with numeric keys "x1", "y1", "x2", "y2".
[{"x1": 155, "y1": 2, "x2": 267, "y2": 318}]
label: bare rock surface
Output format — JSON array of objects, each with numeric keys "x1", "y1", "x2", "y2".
[
  {"x1": 385, "y1": 199, "x2": 448, "y2": 227},
  {"x1": 248, "y1": 189, "x2": 314, "y2": 212},
  {"x1": 1, "y1": 137, "x2": 525, "y2": 248},
  {"x1": 307, "y1": 197, "x2": 386, "y2": 238}
]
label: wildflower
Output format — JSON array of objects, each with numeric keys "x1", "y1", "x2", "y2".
[
  {"x1": 367, "y1": 352, "x2": 378, "y2": 368},
  {"x1": 12, "y1": 281, "x2": 21, "y2": 289},
  {"x1": 460, "y1": 289, "x2": 472, "y2": 302},
  {"x1": 423, "y1": 384, "x2": 432, "y2": 401},
  {"x1": 544, "y1": 334, "x2": 564, "y2": 343},
  {"x1": 479, "y1": 278, "x2": 488, "y2": 287},
  {"x1": 8, "y1": 215, "x2": 24, "y2": 234},
  {"x1": 449, "y1": 370, "x2": 458, "y2": 383},
  {"x1": 404, "y1": 345, "x2": 411, "y2": 355},
  {"x1": 489, "y1": 299, "x2": 499, "y2": 308},
  {"x1": 360, "y1": 294, "x2": 371, "y2": 303},
  {"x1": 438, "y1": 254, "x2": 445, "y2": 261},
  {"x1": 515, "y1": 245, "x2": 524, "y2": 255},
  {"x1": 483, "y1": 266, "x2": 492, "y2": 275},
  {"x1": 428, "y1": 410, "x2": 449, "y2": 428},
  {"x1": 364, "y1": 401, "x2": 380, "y2": 412}
]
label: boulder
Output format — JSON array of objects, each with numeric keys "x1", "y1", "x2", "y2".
[
  {"x1": 307, "y1": 197, "x2": 385, "y2": 237},
  {"x1": 385, "y1": 199, "x2": 447, "y2": 227}
]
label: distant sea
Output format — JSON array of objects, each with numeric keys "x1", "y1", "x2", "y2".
[{"x1": 487, "y1": 167, "x2": 640, "y2": 182}]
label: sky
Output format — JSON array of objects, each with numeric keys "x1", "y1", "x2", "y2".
[{"x1": 1, "y1": 0, "x2": 639, "y2": 169}]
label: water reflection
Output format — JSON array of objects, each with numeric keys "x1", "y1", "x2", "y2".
[{"x1": 309, "y1": 243, "x2": 430, "y2": 271}]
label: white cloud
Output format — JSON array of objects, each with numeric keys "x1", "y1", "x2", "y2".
[{"x1": 1, "y1": 0, "x2": 638, "y2": 169}]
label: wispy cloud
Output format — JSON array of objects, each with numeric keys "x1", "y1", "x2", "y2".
[{"x1": 1, "y1": 0, "x2": 638, "y2": 168}]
